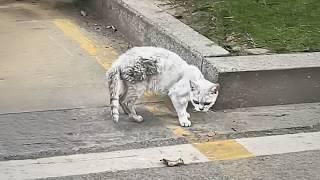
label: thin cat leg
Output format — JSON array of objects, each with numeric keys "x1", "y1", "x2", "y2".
[
  {"x1": 119, "y1": 83, "x2": 130, "y2": 115},
  {"x1": 119, "y1": 95, "x2": 130, "y2": 115},
  {"x1": 126, "y1": 97, "x2": 143, "y2": 122},
  {"x1": 122, "y1": 83, "x2": 146, "y2": 122},
  {"x1": 169, "y1": 93, "x2": 191, "y2": 127},
  {"x1": 174, "y1": 112, "x2": 190, "y2": 118}
]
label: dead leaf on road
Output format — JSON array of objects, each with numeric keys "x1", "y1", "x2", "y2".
[{"x1": 160, "y1": 158, "x2": 184, "y2": 167}]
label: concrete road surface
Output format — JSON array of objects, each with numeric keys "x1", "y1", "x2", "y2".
[
  {"x1": 0, "y1": 0, "x2": 111, "y2": 113},
  {"x1": 0, "y1": 1, "x2": 319, "y2": 180}
]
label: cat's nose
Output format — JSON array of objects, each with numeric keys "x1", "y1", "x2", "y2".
[{"x1": 199, "y1": 107, "x2": 204, "y2": 111}]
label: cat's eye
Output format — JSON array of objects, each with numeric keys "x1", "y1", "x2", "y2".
[
  {"x1": 204, "y1": 102, "x2": 211, "y2": 106},
  {"x1": 193, "y1": 100, "x2": 199, "y2": 104},
  {"x1": 211, "y1": 89, "x2": 217, "y2": 94}
]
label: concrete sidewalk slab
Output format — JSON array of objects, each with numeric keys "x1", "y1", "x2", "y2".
[
  {"x1": 206, "y1": 52, "x2": 320, "y2": 73},
  {"x1": 204, "y1": 53, "x2": 320, "y2": 109},
  {"x1": 172, "y1": 102, "x2": 320, "y2": 141},
  {"x1": 39, "y1": 150, "x2": 320, "y2": 180},
  {"x1": 0, "y1": 144, "x2": 208, "y2": 179},
  {"x1": 0, "y1": 3, "x2": 109, "y2": 113}
]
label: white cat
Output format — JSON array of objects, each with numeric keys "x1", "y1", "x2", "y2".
[{"x1": 106, "y1": 47, "x2": 219, "y2": 127}]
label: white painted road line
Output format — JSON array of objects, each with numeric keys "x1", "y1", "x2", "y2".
[
  {"x1": 236, "y1": 132, "x2": 320, "y2": 156},
  {"x1": 0, "y1": 144, "x2": 208, "y2": 180},
  {"x1": 1, "y1": 132, "x2": 320, "y2": 180}
]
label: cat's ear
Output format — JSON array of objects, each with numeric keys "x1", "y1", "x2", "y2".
[
  {"x1": 189, "y1": 80, "x2": 199, "y2": 91},
  {"x1": 211, "y1": 84, "x2": 220, "y2": 94}
]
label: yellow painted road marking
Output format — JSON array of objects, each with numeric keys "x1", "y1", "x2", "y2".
[
  {"x1": 52, "y1": 18, "x2": 255, "y2": 162},
  {"x1": 54, "y1": 19, "x2": 97, "y2": 56},
  {"x1": 193, "y1": 140, "x2": 254, "y2": 161},
  {"x1": 171, "y1": 127, "x2": 192, "y2": 137},
  {"x1": 53, "y1": 19, "x2": 118, "y2": 69}
]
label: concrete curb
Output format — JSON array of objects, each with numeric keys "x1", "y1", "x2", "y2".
[
  {"x1": 203, "y1": 53, "x2": 320, "y2": 109},
  {"x1": 84, "y1": 0, "x2": 229, "y2": 69},
  {"x1": 84, "y1": 0, "x2": 320, "y2": 109}
]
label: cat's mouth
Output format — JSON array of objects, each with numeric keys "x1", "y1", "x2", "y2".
[{"x1": 192, "y1": 108, "x2": 209, "y2": 112}]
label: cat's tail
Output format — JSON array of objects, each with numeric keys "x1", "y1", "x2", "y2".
[{"x1": 106, "y1": 67, "x2": 122, "y2": 123}]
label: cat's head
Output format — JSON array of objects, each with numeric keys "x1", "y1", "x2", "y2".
[{"x1": 189, "y1": 80, "x2": 220, "y2": 112}]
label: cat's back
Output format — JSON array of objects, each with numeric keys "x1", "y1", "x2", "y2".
[
  {"x1": 114, "y1": 46, "x2": 187, "y2": 68},
  {"x1": 110, "y1": 46, "x2": 199, "y2": 93}
]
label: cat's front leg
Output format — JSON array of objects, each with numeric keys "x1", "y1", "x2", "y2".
[
  {"x1": 169, "y1": 94, "x2": 191, "y2": 127},
  {"x1": 179, "y1": 114, "x2": 191, "y2": 127},
  {"x1": 186, "y1": 112, "x2": 190, "y2": 119}
]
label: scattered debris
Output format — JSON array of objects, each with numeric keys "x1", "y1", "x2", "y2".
[
  {"x1": 93, "y1": 24, "x2": 101, "y2": 31},
  {"x1": 80, "y1": 10, "x2": 87, "y2": 17},
  {"x1": 207, "y1": 131, "x2": 216, "y2": 137},
  {"x1": 106, "y1": 25, "x2": 117, "y2": 32},
  {"x1": 66, "y1": 132, "x2": 73, "y2": 136},
  {"x1": 161, "y1": 158, "x2": 185, "y2": 167}
]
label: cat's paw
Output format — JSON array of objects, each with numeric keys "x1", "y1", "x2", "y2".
[
  {"x1": 179, "y1": 119, "x2": 191, "y2": 127},
  {"x1": 132, "y1": 115, "x2": 144, "y2": 122}
]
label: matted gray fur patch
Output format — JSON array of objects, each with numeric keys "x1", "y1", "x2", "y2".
[{"x1": 120, "y1": 57, "x2": 160, "y2": 83}]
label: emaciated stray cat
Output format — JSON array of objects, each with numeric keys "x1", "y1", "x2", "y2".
[{"x1": 106, "y1": 47, "x2": 219, "y2": 127}]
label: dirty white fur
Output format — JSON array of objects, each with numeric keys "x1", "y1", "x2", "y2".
[{"x1": 106, "y1": 47, "x2": 219, "y2": 127}]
